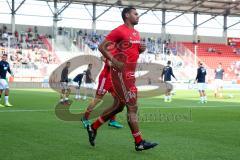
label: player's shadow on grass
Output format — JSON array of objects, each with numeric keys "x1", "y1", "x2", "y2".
[{"x1": 55, "y1": 94, "x2": 115, "y2": 122}]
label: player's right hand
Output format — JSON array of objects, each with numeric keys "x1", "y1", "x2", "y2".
[
  {"x1": 112, "y1": 58, "x2": 124, "y2": 70},
  {"x1": 159, "y1": 78, "x2": 163, "y2": 83}
]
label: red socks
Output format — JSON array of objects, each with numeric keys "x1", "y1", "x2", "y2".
[
  {"x1": 92, "y1": 116, "x2": 105, "y2": 130},
  {"x1": 132, "y1": 130, "x2": 143, "y2": 144},
  {"x1": 84, "y1": 110, "x2": 91, "y2": 120},
  {"x1": 109, "y1": 115, "x2": 116, "y2": 121}
]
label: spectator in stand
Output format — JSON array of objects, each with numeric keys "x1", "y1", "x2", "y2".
[
  {"x1": 3, "y1": 25, "x2": 7, "y2": 33},
  {"x1": 14, "y1": 31, "x2": 19, "y2": 41},
  {"x1": 0, "y1": 28, "x2": 2, "y2": 38},
  {"x1": 34, "y1": 26, "x2": 38, "y2": 39}
]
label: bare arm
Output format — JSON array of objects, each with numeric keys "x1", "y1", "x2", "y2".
[
  {"x1": 195, "y1": 69, "x2": 199, "y2": 83},
  {"x1": 98, "y1": 40, "x2": 124, "y2": 70},
  {"x1": 98, "y1": 40, "x2": 114, "y2": 61},
  {"x1": 161, "y1": 68, "x2": 165, "y2": 81}
]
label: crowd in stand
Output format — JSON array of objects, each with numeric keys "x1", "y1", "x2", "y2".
[
  {"x1": 229, "y1": 61, "x2": 240, "y2": 78},
  {"x1": 0, "y1": 25, "x2": 57, "y2": 69},
  {"x1": 78, "y1": 31, "x2": 104, "y2": 51},
  {"x1": 74, "y1": 30, "x2": 166, "y2": 54},
  {"x1": 58, "y1": 27, "x2": 175, "y2": 56},
  {"x1": 9, "y1": 48, "x2": 56, "y2": 69},
  {"x1": 232, "y1": 47, "x2": 240, "y2": 55}
]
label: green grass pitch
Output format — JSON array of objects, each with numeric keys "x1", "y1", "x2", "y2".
[{"x1": 0, "y1": 89, "x2": 239, "y2": 160}]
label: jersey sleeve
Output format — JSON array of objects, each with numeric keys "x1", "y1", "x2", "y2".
[
  {"x1": 161, "y1": 68, "x2": 165, "y2": 76},
  {"x1": 7, "y1": 65, "x2": 12, "y2": 74},
  {"x1": 196, "y1": 69, "x2": 200, "y2": 80},
  {"x1": 61, "y1": 68, "x2": 68, "y2": 82},
  {"x1": 105, "y1": 27, "x2": 122, "y2": 43},
  {"x1": 170, "y1": 67, "x2": 175, "y2": 78}
]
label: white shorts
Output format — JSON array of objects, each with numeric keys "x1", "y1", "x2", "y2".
[
  {"x1": 0, "y1": 79, "x2": 9, "y2": 90},
  {"x1": 197, "y1": 83, "x2": 207, "y2": 91},
  {"x1": 164, "y1": 81, "x2": 173, "y2": 90},
  {"x1": 214, "y1": 79, "x2": 223, "y2": 89},
  {"x1": 83, "y1": 83, "x2": 94, "y2": 89},
  {"x1": 68, "y1": 81, "x2": 79, "y2": 87}
]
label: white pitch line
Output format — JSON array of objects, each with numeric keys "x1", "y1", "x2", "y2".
[
  {"x1": 0, "y1": 105, "x2": 239, "y2": 113},
  {"x1": 140, "y1": 105, "x2": 240, "y2": 109}
]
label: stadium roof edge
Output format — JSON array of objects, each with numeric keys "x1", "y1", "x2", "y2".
[{"x1": 37, "y1": 0, "x2": 240, "y2": 17}]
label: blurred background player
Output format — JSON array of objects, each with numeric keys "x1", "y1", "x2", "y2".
[
  {"x1": 81, "y1": 57, "x2": 123, "y2": 129},
  {"x1": 86, "y1": 7, "x2": 158, "y2": 151},
  {"x1": 83, "y1": 64, "x2": 95, "y2": 100},
  {"x1": 161, "y1": 60, "x2": 177, "y2": 102},
  {"x1": 195, "y1": 62, "x2": 207, "y2": 103},
  {"x1": 214, "y1": 63, "x2": 224, "y2": 98},
  {"x1": 60, "y1": 62, "x2": 71, "y2": 104},
  {"x1": 0, "y1": 54, "x2": 14, "y2": 107},
  {"x1": 73, "y1": 72, "x2": 85, "y2": 100}
]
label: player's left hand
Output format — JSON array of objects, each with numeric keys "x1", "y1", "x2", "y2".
[
  {"x1": 139, "y1": 43, "x2": 146, "y2": 53},
  {"x1": 107, "y1": 60, "x2": 113, "y2": 67}
]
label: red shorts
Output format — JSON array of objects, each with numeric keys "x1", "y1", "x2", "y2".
[
  {"x1": 96, "y1": 69, "x2": 114, "y2": 97},
  {"x1": 110, "y1": 54, "x2": 138, "y2": 106}
]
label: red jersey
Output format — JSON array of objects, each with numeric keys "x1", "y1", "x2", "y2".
[
  {"x1": 101, "y1": 62, "x2": 111, "y2": 77},
  {"x1": 106, "y1": 24, "x2": 141, "y2": 105},
  {"x1": 96, "y1": 62, "x2": 114, "y2": 97},
  {"x1": 106, "y1": 24, "x2": 141, "y2": 68}
]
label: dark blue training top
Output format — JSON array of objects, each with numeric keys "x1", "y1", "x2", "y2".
[
  {"x1": 215, "y1": 68, "x2": 224, "y2": 80},
  {"x1": 73, "y1": 73, "x2": 84, "y2": 85},
  {"x1": 0, "y1": 60, "x2": 12, "y2": 79},
  {"x1": 60, "y1": 67, "x2": 68, "y2": 82},
  {"x1": 162, "y1": 66, "x2": 176, "y2": 81},
  {"x1": 196, "y1": 67, "x2": 207, "y2": 83}
]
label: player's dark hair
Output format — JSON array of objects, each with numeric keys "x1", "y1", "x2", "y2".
[
  {"x1": 122, "y1": 6, "x2": 136, "y2": 21},
  {"x1": 167, "y1": 61, "x2": 171, "y2": 65},
  {"x1": 2, "y1": 54, "x2": 8, "y2": 57},
  {"x1": 219, "y1": 63, "x2": 222, "y2": 65}
]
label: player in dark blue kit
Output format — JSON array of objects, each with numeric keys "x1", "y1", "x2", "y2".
[
  {"x1": 161, "y1": 61, "x2": 177, "y2": 102},
  {"x1": 60, "y1": 62, "x2": 71, "y2": 104},
  {"x1": 73, "y1": 73, "x2": 84, "y2": 100},
  {"x1": 214, "y1": 63, "x2": 224, "y2": 98},
  {"x1": 0, "y1": 54, "x2": 14, "y2": 107},
  {"x1": 195, "y1": 61, "x2": 207, "y2": 103}
]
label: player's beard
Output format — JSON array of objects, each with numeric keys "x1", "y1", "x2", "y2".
[
  {"x1": 130, "y1": 17, "x2": 139, "y2": 26},
  {"x1": 133, "y1": 22, "x2": 138, "y2": 25},
  {"x1": 132, "y1": 20, "x2": 138, "y2": 25}
]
